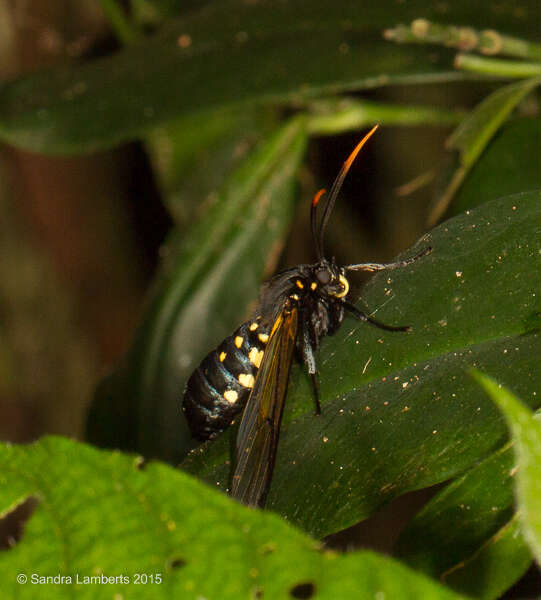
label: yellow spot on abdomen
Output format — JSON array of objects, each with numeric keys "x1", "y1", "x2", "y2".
[
  {"x1": 234, "y1": 336, "x2": 243, "y2": 348},
  {"x1": 238, "y1": 373, "x2": 255, "y2": 388},
  {"x1": 258, "y1": 333, "x2": 269, "y2": 343},
  {"x1": 310, "y1": 282, "x2": 317, "y2": 290},
  {"x1": 249, "y1": 347, "x2": 264, "y2": 368},
  {"x1": 249, "y1": 322, "x2": 259, "y2": 331},
  {"x1": 224, "y1": 390, "x2": 238, "y2": 404},
  {"x1": 219, "y1": 351, "x2": 227, "y2": 362}
]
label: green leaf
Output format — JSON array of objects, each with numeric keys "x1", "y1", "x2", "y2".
[
  {"x1": 429, "y1": 77, "x2": 541, "y2": 223},
  {"x1": 447, "y1": 79, "x2": 541, "y2": 168},
  {"x1": 0, "y1": 436, "x2": 464, "y2": 599},
  {"x1": 2, "y1": 0, "x2": 540, "y2": 154},
  {"x1": 306, "y1": 98, "x2": 463, "y2": 136},
  {"x1": 440, "y1": 515, "x2": 531, "y2": 599},
  {"x1": 146, "y1": 107, "x2": 278, "y2": 223},
  {"x1": 452, "y1": 116, "x2": 541, "y2": 216},
  {"x1": 87, "y1": 119, "x2": 308, "y2": 462},
  {"x1": 472, "y1": 372, "x2": 541, "y2": 565},
  {"x1": 184, "y1": 192, "x2": 541, "y2": 538},
  {"x1": 396, "y1": 441, "x2": 533, "y2": 598}
]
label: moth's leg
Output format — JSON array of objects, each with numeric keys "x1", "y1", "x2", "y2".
[
  {"x1": 300, "y1": 316, "x2": 321, "y2": 415},
  {"x1": 346, "y1": 246, "x2": 431, "y2": 272},
  {"x1": 344, "y1": 301, "x2": 411, "y2": 332}
]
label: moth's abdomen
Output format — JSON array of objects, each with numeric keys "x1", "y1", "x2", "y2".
[{"x1": 182, "y1": 318, "x2": 268, "y2": 440}]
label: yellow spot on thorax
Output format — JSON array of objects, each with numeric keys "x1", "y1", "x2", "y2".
[
  {"x1": 224, "y1": 390, "x2": 238, "y2": 404},
  {"x1": 234, "y1": 336, "x2": 243, "y2": 348},
  {"x1": 219, "y1": 351, "x2": 227, "y2": 362},
  {"x1": 258, "y1": 333, "x2": 269, "y2": 343},
  {"x1": 310, "y1": 282, "x2": 317, "y2": 290},
  {"x1": 296, "y1": 280, "x2": 304, "y2": 289},
  {"x1": 249, "y1": 322, "x2": 259, "y2": 331},
  {"x1": 249, "y1": 347, "x2": 264, "y2": 368},
  {"x1": 238, "y1": 373, "x2": 255, "y2": 388}
]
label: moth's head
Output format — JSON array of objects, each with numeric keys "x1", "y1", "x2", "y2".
[{"x1": 312, "y1": 261, "x2": 349, "y2": 299}]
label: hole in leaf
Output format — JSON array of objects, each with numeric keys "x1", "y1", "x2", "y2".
[
  {"x1": 0, "y1": 496, "x2": 38, "y2": 550},
  {"x1": 290, "y1": 581, "x2": 316, "y2": 599},
  {"x1": 168, "y1": 557, "x2": 186, "y2": 570},
  {"x1": 134, "y1": 456, "x2": 147, "y2": 470},
  {"x1": 253, "y1": 586, "x2": 264, "y2": 599}
]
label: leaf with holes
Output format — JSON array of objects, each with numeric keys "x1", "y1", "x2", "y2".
[{"x1": 0, "y1": 436, "x2": 463, "y2": 599}]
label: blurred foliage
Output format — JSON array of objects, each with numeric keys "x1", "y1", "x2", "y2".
[
  {"x1": 1, "y1": 0, "x2": 541, "y2": 597},
  {"x1": 0, "y1": 436, "x2": 463, "y2": 599}
]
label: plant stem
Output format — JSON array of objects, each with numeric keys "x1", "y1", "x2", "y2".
[
  {"x1": 306, "y1": 99, "x2": 463, "y2": 136},
  {"x1": 99, "y1": 0, "x2": 141, "y2": 45},
  {"x1": 384, "y1": 20, "x2": 541, "y2": 61},
  {"x1": 455, "y1": 54, "x2": 541, "y2": 78}
]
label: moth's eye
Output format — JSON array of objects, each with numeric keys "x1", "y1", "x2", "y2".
[{"x1": 316, "y1": 269, "x2": 332, "y2": 284}]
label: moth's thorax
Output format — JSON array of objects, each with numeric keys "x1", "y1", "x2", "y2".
[{"x1": 286, "y1": 260, "x2": 350, "y2": 304}]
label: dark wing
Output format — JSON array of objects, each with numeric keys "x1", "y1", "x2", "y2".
[{"x1": 230, "y1": 307, "x2": 298, "y2": 508}]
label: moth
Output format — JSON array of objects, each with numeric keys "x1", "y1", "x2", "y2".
[{"x1": 182, "y1": 125, "x2": 430, "y2": 507}]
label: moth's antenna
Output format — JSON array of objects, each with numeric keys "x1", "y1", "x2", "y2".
[
  {"x1": 311, "y1": 188, "x2": 326, "y2": 261},
  {"x1": 318, "y1": 124, "x2": 379, "y2": 258}
]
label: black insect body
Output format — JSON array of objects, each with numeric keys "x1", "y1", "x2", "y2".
[{"x1": 182, "y1": 125, "x2": 430, "y2": 507}]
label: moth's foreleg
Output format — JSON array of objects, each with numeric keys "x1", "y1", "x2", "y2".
[
  {"x1": 300, "y1": 317, "x2": 322, "y2": 415},
  {"x1": 344, "y1": 301, "x2": 411, "y2": 333}
]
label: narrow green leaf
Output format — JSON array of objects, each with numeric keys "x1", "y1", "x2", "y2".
[
  {"x1": 455, "y1": 54, "x2": 541, "y2": 78},
  {"x1": 306, "y1": 98, "x2": 463, "y2": 136},
  {"x1": 428, "y1": 77, "x2": 541, "y2": 224},
  {"x1": 2, "y1": 0, "x2": 540, "y2": 153},
  {"x1": 0, "y1": 436, "x2": 464, "y2": 599},
  {"x1": 472, "y1": 372, "x2": 541, "y2": 565},
  {"x1": 396, "y1": 441, "x2": 532, "y2": 598},
  {"x1": 452, "y1": 116, "x2": 541, "y2": 216},
  {"x1": 447, "y1": 78, "x2": 541, "y2": 167},
  {"x1": 88, "y1": 119, "x2": 308, "y2": 462},
  {"x1": 146, "y1": 107, "x2": 277, "y2": 223},
  {"x1": 184, "y1": 192, "x2": 541, "y2": 538},
  {"x1": 442, "y1": 515, "x2": 532, "y2": 599}
]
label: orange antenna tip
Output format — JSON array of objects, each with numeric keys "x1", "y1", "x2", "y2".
[
  {"x1": 343, "y1": 124, "x2": 379, "y2": 171},
  {"x1": 312, "y1": 188, "x2": 326, "y2": 207}
]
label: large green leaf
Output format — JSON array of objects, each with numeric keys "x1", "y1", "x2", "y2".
[
  {"x1": 396, "y1": 439, "x2": 534, "y2": 598},
  {"x1": 473, "y1": 373, "x2": 541, "y2": 565},
  {"x1": 184, "y1": 192, "x2": 541, "y2": 538},
  {"x1": 1, "y1": 0, "x2": 540, "y2": 153},
  {"x1": 0, "y1": 436, "x2": 463, "y2": 599},
  {"x1": 88, "y1": 119, "x2": 307, "y2": 462}
]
